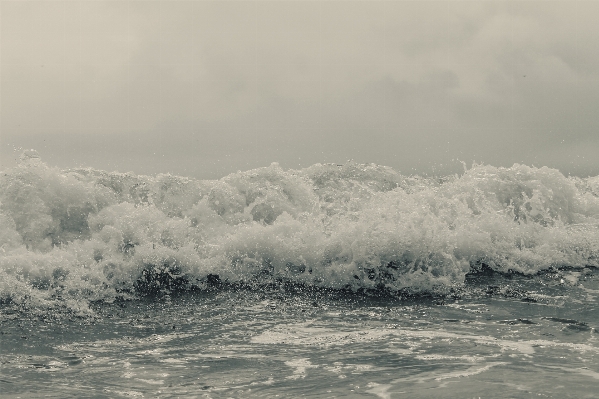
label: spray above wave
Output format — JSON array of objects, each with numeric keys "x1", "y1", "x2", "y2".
[{"x1": 1, "y1": 150, "x2": 599, "y2": 313}]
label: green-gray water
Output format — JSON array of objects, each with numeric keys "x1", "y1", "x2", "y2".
[{"x1": 2, "y1": 268, "x2": 598, "y2": 398}]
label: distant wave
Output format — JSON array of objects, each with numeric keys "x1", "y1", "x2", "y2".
[{"x1": 2, "y1": 150, "x2": 599, "y2": 314}]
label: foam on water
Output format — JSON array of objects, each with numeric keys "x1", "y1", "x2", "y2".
[{"x1": 2, "y1": 151, "x2": 599, "y2": 314}]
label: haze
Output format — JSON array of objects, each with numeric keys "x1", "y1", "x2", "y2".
[{"x1": 2, "y1": 1, "x2": 598, "y2": 179}]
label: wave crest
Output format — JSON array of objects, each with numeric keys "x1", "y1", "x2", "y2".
[{"x1": 2, "y1": 156, "x2": 599, "y2": 313}]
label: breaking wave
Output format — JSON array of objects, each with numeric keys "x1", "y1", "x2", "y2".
[{"x1": 2, "y1": 150, "x2": 599, "y2": 314}]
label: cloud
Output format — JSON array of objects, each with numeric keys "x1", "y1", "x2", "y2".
[{"x1": 1, "y1": 1, "x2": 598, "y2": 177}]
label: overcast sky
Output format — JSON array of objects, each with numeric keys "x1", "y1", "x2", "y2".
[{"x1": 1, "y1": 1, "x2": 598, "y2": 178}]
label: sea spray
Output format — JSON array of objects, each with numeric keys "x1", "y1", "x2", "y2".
[{"x1": 2, "y1": 151, "x2": 599, "y2": 314}]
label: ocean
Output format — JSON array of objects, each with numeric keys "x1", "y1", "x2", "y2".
[{"x1": 1, "y1": 151, "x2": 598, "y2": 398}]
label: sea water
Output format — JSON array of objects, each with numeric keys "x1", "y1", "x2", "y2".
[{"x1": 1, "y1": 151, "x2": 598, "y2": 398}]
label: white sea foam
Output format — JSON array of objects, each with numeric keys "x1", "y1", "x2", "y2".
[
  {"x1": 2, "y1": 152, "x2": 599, "y2": 312},
  {"x1": 252, "y1": 322, "x2": 599, "y2": 355}
]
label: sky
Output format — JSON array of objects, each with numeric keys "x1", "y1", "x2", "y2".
[{"x1": 1, "y1": 1, "x2": 598, "y2": 179}]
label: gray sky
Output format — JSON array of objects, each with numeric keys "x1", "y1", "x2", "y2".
[{"x1": 2, "y1": 1, "x2": 598, "y2": 178}]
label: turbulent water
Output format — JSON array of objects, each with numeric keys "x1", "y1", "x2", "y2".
[{"x1": 1, "y1": 151, "x2": 599, "y2": 397}]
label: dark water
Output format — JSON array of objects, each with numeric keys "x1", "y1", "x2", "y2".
[{"x1": 2, "y1": 268, "x2": 598, "y2": 398}]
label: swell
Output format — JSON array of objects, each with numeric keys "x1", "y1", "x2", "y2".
[{"x1": 2, "y1": 151, "x2": 599, "y2": 314}]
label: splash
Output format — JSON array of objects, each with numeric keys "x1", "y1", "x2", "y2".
[{"x1": 2, "y1": 152, "x2": 599, "y2": 313}]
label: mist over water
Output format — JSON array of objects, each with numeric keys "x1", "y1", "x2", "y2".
[{"x1": 2, "y1": 150, "x2": 599, "y2": 315}]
